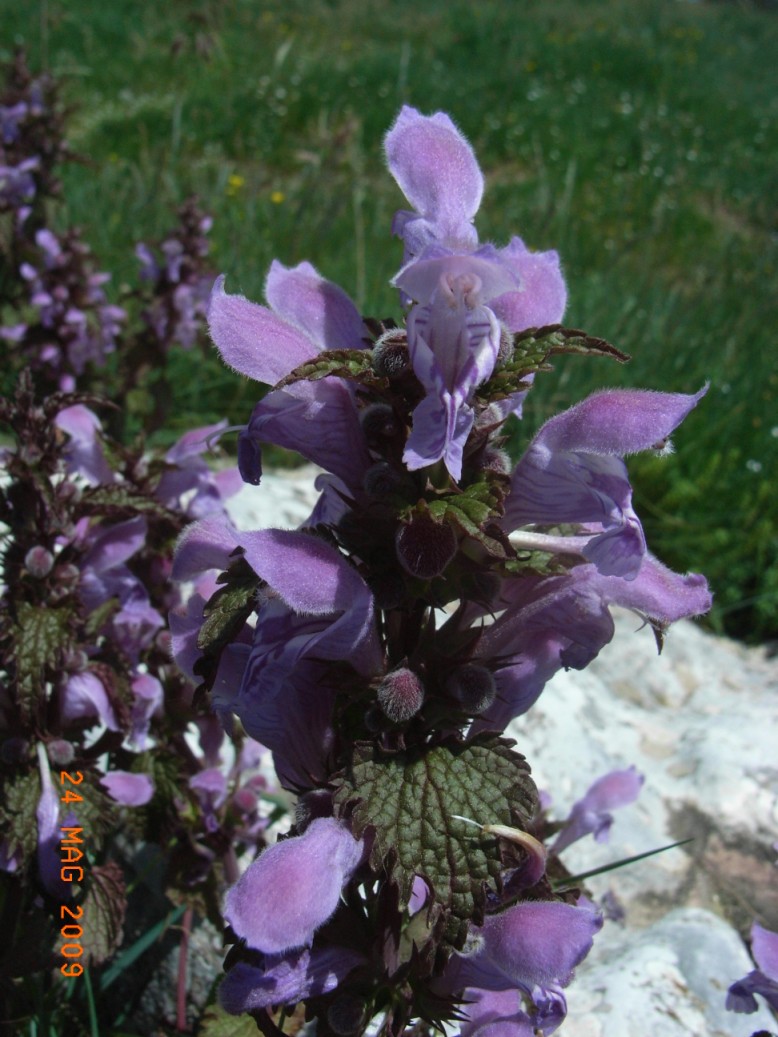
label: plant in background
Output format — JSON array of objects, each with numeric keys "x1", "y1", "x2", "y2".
[
  {"x1": 178, "y1": 107, "x2": 711, "y2": 1035},
  {"x1": 0, "y1": 372, "x2": 282, "y2": 1032},
  {"x1": 0, "y1": 50, "x2": 217, "y2": 435}
]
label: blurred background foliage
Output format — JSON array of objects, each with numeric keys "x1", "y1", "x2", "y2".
[{"x1": 1, "y1": 0, "x2": 776, "y2": 643}]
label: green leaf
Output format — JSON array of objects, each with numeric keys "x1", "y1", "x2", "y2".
[
  {"x1": 478, "y1": 324, "x2": 630, "y2": 403},
  {"x1": 197, "y1": 1003, "x2": 262, "y2": 1036},
  {"x1": 80, "y1": 484, "x2": 179, "y2": 520},
  {"x1": 333, "y1": 738, "x2": 538, "y2": 947},
  {"x1": 274, "y1": 348, "x2": 385, "y2": 391},
  {"x1": 83, "y1": 598, "x2": 121, "y2": 640},
  {"x1": 13, "y1": 602, "x2": 74, "y2": 722},
  {"x1": 426, "y1": 476, "x2": 509, "y2": 559},
  {"x1": 80, "y1": 860, "x2": 127, "y2": 967},
  {"x1": 0, "y1": 769, "x2": 42, "y2": 864},
  {"x1": 197, "y1": 559, "x2": 259, "y2": 658}
]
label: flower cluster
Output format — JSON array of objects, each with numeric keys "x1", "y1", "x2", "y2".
[
  {"x1": 1, "y1": 226, "x2": 126, "y2": 391},
  {"x1": 0, "y1": 48, "x2": 67, "y2": 219},
  {"x1": 0, "y1": 373, "x2": 275, "y2": 994},
  {"x1": 135, "y1": 196, "x2": 215, "y2": 354},
  {"x1": 177, "y1": 107, "x2": 711, "y2": 1035}
]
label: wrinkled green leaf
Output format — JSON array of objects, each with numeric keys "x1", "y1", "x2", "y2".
[
  {"x1": 83, "y1": 598, "x2": 121, "y2": 639},
  {"x1": 13, "y1": 602, "x2": 73, "y2": 721},
  {"x1": 274, "y1": 348, "x2": 386, "y2": 391},
  {"x1": 0, "y1": 769, "x2": 42, "y2": 864},
  {"x1": 79, "y1": 859, "x2": 127, "y2": 967},
  {"x1": 197, "y1": 560, "x2": 259, "y2": 658},
  {"x1": 478, "y1": 324, "x2": 629, "y2": 403},
  {"x1": 80, "y1": 484, "x2": 179, "y2": 520},
  {"x1": 426, "y1": 477, "x2": 509, "y2": 558},
  {"x1": 333, "y1": 738, "x2": 538, "y2": 947}
]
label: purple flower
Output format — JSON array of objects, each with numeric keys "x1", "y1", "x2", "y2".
[
  {"x1": 384, "y1": 107, "x2": 567, "y2": 478},
  {"x1": 551, "y1": 767, "x2": 644, "y2": 856},
  {"x1": 220, "y1": 947, "x2": 367, "y2": 1014},
  {"x1": 224, "y1": 817, "x2": 364, "y2": 954},
  {"x1": 385, "y1": 107, "x2": 484, "y2": 258},
  {"x1": 100, "y1": 771, "x2": 155, "y2": 806},
  {"x1": 36, "y1": 743, "x2": 64, "y2": 897},
  {"x1": 452, "y1": 553, "x2": 711, "y2": 731},
  {"x1": 60, "y1": 671, "x2": 119, "y2": 731},
  {"x1": 55, "y1": 404, "x2": 114, "y2": 486},
  {"x1": 208, "y1": 260, "x2": 372, "y2": 491},
  {"x1": 155, "y1": 420, "x2": 242, "y2": 518},
  {"x1": 503, "y1": 387, "x2": 708, "y2": 578},
  {"x1": 726, "y1": 922, "x2": 778, "y2": 1014},
  {"x1": 230, "y1": 529, "x2": 381, "y2": 787},
  {"x1": 441, "y1": 899, "x2": 602, "y2": 1034},
  {"x1": 76, "y1": 516, "x2": 164, "y2": 662}
]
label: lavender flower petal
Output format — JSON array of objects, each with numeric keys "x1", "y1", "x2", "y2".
[
  {"x1": 551, "y1": 767, "x2": 644, "y2": 855},
  {"x1": 208, "y1": 275, "x2": 318, "y2": 385},
  {"x1": 224, "y1": 818, "x2": 363, "y2": 954},
  {"x1": 220, "y1": 947, "x2": 366, "y2": 1014},
  {"x1": 490, "y1": 237, "x2": 567, "y2": 332},
  {"x1": 265, "y1": 259, "x2": 367, "y2": 352},
  {"x1": 385, "y1": 106, "x2": 483, "y2": 254},
  {"x1": 100, "y1": 771, "x2": 154, "y2": 806}
]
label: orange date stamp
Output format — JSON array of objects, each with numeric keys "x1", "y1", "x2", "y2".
[{"x1": 59, "y1": 770, "x2": 87, "y2": 976}]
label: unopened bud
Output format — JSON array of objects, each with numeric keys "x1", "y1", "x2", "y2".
[
  {"x1": 372, "y1": 330, "x2": 410, "y2": 379},
  {"x1": 363, "y1": 462, "x2": 405, "y2": 499},
  {"x1": 24, "y1": 546, "x2": 54, "y2": 579},
  {"x1": 47, "y1": 739, "x2": 75, "y2": 767},
  {"x1": 327, "y1": 994, "x2": 367, "y2": 1036},
  {"x1": 360, "y1": 403, "x2": 402, "y2": 449},
  {"x1": 1, "y1": 737, "x2": 29, "y2": 764},
  {"x1": 395, "y1": 512, "x2": 457, "y2": 580},
  {"x1": 480, "y1": 446, "x2": 511, "y2": 475},
  {"x1": 446, "y1": 664, "x2": 497, "y2": 714},
  {"x1": 377, "y1": 667, "x2": 425, "y2": 723}
]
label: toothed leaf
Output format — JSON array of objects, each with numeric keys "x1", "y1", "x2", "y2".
[
  {"x1": 333, "y1": 738, "x2": 538, "y2": 947},
  {"x1": 274, "y1": 348, "x2": 386, "y2": 390}
]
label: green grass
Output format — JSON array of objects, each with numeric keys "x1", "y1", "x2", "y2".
[{"x1": 3, "y1": 0, "x2": 777, "y2": 641}]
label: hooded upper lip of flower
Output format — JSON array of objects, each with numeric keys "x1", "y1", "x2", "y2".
[
  {"x1": 384, "y1": 106, "x2": 567, "y2": 480},
  {"x1": 207, "y1": 259, "x2": 373, "y2": 491}
]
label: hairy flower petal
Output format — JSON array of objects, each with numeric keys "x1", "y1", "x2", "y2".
[
  {"x1": 265, "y1": 259, "x2": 366, "y2": 352},
  {"x1": 489, "y1": 237, "x2": 567, "y2": 332},
  {"x1": 385, "y1": 106, "x2": 483, "y2": 252},
  {"x1": 208, "y1": 275, "x2": 317, "y2": 385},
  {"x1": 100, "y1": 771, "x2": 154, "y2": 806},
  {"x1": 223, "y1": 818, "x2": 363, "y2": 954}
]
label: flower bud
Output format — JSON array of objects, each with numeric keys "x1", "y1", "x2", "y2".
[
  {"x1": 446, "y1": 664, "x2": 497, "y2": 714},
  {"x1": 1, "y1": 737, "x2": 29, "y2": 764},
  {"x1": 47, "y1": 739, "x2": 75, "y2": 767},
  {"x1": 480, "y1": 446, "x2": 511, "y2": 475},
  {"x1": 395, "y1": 512, "x2": 457, "y2": 580},
  {"x1": 363, "y1": 462, "x2": 409, "y2": 499},
  {"x1": 360, "y1": 403, "x2": 402, "y2": 450},
  {"x1": 328, "y1": 994, "x2": 367, "y2": 1036},
  {"x1": 377, "y1": 667, "x2": 425, "y2": 723},
  {"x1": 372, "y1": 329, "x2": 410, "y2": 379},
  {"x1": 24, "y1": 546, "x2": 54, "y2": 579}
]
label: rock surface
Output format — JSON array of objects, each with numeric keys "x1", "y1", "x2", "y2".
[{"x1": 227, "y1": 469, "x2": 778, "y2": 1035}]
